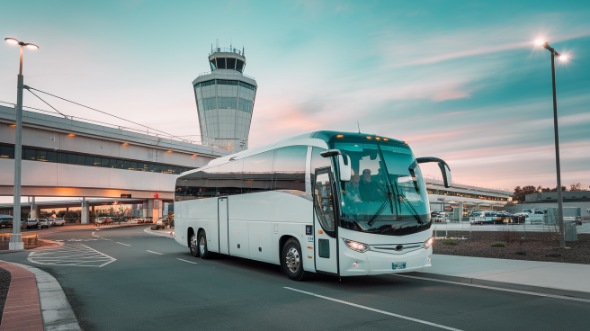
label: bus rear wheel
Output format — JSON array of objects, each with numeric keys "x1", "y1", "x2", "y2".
[
  {"x1": 281, "y1": 238, "x2": 305, "y2": 281},
  {"x1": 198, "y1": 230, "x2": 210, "y2": 259},
  {"x1": 189, "y1": 232, "x2": 199, "y2": 257}
]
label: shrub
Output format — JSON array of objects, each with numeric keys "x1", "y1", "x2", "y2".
[
  {"x1": 491, "y1": 242, "x2": 506, "y2": 248},
  {"x1": 441, "y1": 239, "x2": 458, "y2": 245}
]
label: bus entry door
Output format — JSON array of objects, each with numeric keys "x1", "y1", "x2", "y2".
[
  {"x1": 313, "y1": 169, "x2": 339, "y2": 275},
  {"x1": 218, "y1": 197, "x2": 229, "y2": 254}
]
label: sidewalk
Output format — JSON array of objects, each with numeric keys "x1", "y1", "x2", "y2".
[
  {"x1": 414, "y1": 254, "x2": 590, "y2": 300},
  {"x1": 0, "y1": 261, "x2": 80, "y2": 331}
]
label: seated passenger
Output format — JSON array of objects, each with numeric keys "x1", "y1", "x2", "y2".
[{"x1": 345, "y1": 172, "x2": 362, "y2": 203}]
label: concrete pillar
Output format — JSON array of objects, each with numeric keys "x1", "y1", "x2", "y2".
[
  {"x1": 151, "y1": 199, "x2": 162, "y2": 222},
  {"x1": 144, "y1": 200, "x2": 152, "y2": 222},
  {"x1": 81, "y1": 198, "x2": 90, "y2": 224},
  {"x1": 457, "y1": 202, "x2": 464, "y2": 222},
  {"x1": 29, "y1": 197, "x2": 39, "y2": 219}
]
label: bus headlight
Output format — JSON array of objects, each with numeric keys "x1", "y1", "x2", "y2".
[
  {"x1": 422, "y1": 237, "x2": 434, "y2": 249},
  {"x1": 344, "y1": 239, "x2": 368, "y2": 253}
]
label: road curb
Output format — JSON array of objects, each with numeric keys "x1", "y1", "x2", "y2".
[
  {"x1": 408, "y1": 271, "x2": 590, "y2": 301},
  {"x1": 17, "y1": 263, "x2": 81, "y2": 331}
]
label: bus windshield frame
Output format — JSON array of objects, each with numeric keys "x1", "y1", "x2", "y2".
[{"x1": 330, "y1": 139, "x2": 431, "y2": 236}]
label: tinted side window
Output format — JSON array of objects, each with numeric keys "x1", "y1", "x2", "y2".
[
  {"x1": 215, "y1": 159, "x2": 243, "y2": 196},
  {"x1": 242, "y1": 150, "x2": 274, "y2": 193},
  {"x1": 310, "y1": 147, "x2": 331, "y2": 183},
  {"x1": 273, "y1": 146, "x2": 307, "y2": 191}
]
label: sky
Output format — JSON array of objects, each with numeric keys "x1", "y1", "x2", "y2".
[{"x1": 1, "y1": 0, "x2": 589, "y2": 193}]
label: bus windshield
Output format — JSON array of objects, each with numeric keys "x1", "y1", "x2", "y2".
[{"x1": 334, "y1": 141, "x2": 430, "y2": 235}]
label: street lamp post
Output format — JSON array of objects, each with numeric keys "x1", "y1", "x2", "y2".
[
  {"x1": 4, "y1": 37, "x2": 39, "y2": 251},
  {"x1": 536, "y1": 39, "x2": 567, "y2": 249}
]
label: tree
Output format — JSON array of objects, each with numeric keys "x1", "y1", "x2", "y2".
[
  {"x1": 570, "y1": 182, "x2": 583, "y2": 191},
  {"x1": 513, "y1": 185, "x2": 538, "y2": 203}
]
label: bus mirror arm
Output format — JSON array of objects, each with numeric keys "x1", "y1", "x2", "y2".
[
  {"x1": 320, "y1": 149, "x2": 351, "y2": 182},
  {"x1": 416, "y1": 157, "x2": 452, "y2": 188}
]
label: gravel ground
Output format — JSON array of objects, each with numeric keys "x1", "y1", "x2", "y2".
[
  {"x1": 434, "y1": 231, "x2": 590, "y2": 264},
  {"x1": 0, "y1": 267, "x2": 10, "y2": 324}
]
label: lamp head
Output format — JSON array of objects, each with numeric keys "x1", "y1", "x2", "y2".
[
  {"x1": 4, "y1": 37, "x2": 39, "y2": 50},
  {"x1": 534, "y1": 37, "x2": 547, "y2": 48},
  {"x1": 4, "y1": 37, "x2": 20, "y2": 46}
]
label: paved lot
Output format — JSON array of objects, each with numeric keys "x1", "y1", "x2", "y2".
[{"x1": 1, "y1": 224, "x2": 590, "y2": 330}]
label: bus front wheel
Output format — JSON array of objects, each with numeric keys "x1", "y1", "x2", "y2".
[
  {"x1": 198, "y1": 230, "x2": 210, "y2": 259},
  {"x1": 189, "y1": 232, "x2": 199, "y2": 257},
  {"x1": 282, "y1": 238, "x2": 305, "y2": 281}
]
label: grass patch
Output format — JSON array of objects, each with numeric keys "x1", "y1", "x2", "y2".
[
  {"x1": 491, "y1": 242, "x2": 506, "y2": 248},
  {"x1": 440, "y1": 239, "x2": 458, "y2": 246}
]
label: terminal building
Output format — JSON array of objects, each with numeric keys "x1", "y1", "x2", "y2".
[
  {"x1": 192, "y1": 46, "x2": 257, "y2": 152},
  {"x1": 426, "y1": 178, "x2": 511, "y2": 220},
  {"x1": 0, "y1": 104, "x2": 228, "y2": 222}
]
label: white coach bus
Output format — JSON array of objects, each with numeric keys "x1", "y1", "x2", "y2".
[{"x1": 174, "y1": 131, "x2": 451, "y2": 280}]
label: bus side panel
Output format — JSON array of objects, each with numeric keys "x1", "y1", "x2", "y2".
[
  {"x1": 174, "y1": 198, "x2": 220, "y2": 254},
  {"x1": 173, "y1": 200, "x2": 190, "y2": 247},
  {"x1": 248, "y1": 221, "x2": 273, "y2": 263},
  {"x1": 228, "y1": 191, "x2": 314, "y2": 269},
  {"x1": 228, "y1": 218, "x2": 250, "y2": 258}
]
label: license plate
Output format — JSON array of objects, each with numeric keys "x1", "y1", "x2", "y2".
[{"x1": 392, "y1": 262, "x2": 406, "y2": 270}]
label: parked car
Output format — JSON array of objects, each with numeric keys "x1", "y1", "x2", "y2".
[
  {"x1": 51, "y1": 218, "x2": 66, "y2": 226},
  {"x1": 431, "y1": 211, "x2": 449, "y2": 223},
  {"x1": 155, "y1": 217, "x2": 170, "y2": 229},
  {"x1": 38, "y1": 218, "x2": 51, "y2": 229},
  {"x1": 95, "y1": 217, "x2": 113, "y2": 225},
  {"x1": 26, "y1": 218, "x2": 40, "y2": 229},
  {"x1": 0, "y1": 215, "x2": 13, "y2": 228},
  {"x1": 469, "y1": 211, "x2": 502, "y2": 225}
]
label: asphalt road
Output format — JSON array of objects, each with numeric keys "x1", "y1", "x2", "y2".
[{"x1": 1, "y1": 225, "x2": 589, "y2": 330}]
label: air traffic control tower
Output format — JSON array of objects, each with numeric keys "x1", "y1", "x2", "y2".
[{"x1": 192, "y1": 46, "x2": 257, "y2": 152}]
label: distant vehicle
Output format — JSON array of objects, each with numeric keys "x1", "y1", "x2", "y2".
[
  {"x1": 38, "y1": 219, "x2": 50, "y2": 229},
  {"x1": 521, "y1": 209, "x2": 545, "y2": 224},
  {"x1": 51, "y1": 218, "x2": 66, "y2": 226},
  {"x1": 469, "y1": 211, "x2": 502, "y2": 225},
  {"x1": 0, "y1": 215, "x2": 13, "y2": 228},
  {"x1": 154, "y1": 218, "x2": 170, "y2": 229},
  {"x1": 26, "y1": 219, "x2": 40, "y2": 229},
  {"x1": 95, "y1": 217, "x2": 113, "y2": 225},
  {"x1": 431, "y1": 211, "x2": 449, "y2": 223}
]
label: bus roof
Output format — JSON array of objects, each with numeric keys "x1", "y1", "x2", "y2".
[{"x1": 186, "y1": 130, "x2": 408, "y2": 174}]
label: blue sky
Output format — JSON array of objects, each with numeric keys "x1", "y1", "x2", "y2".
[{"x1": 1, "y1": 0, "x2": 589, "y2": 192}]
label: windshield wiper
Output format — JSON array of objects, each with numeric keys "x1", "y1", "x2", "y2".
[
  {"x1": 367, "y1": 189, "x2": 394, "y2": 227},
  {"x1": 398, "y1": 193, "x2": 424, "y2": 224}
]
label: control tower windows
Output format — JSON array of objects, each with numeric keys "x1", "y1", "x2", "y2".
[
  {"x1": 217, "y1": 58, "x2": 227, "y2": 69},
  {"x1": 227, "y1": 58, "x2": 236, "y2": 70},
  {"x1": 236, "y1": 60, "x2": 244, "y2": 73},
  {"x1": 209, "y1": 59, "x2": 217, "y2": 71}
]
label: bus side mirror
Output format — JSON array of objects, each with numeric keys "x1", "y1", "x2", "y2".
[
  {"x1": 438, "y1": 162, "x2": 452, "y2": 188},
  {"x1": 338, "y1": 154, "x2": 351, "y2": 182},
  {"x1": 416, "y1": 157, "x2": 452, "y2": 188}
]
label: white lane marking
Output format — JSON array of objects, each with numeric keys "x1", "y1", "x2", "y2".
[
  {"x1": 396, "y1": 274, "x2": 590, "y2": 304},
  {"x1": 177, "y1": 258, "x2": 198, "y2": 265},
  {"x1": 116, "y1": 242, "x2": 131, "y2": 247},
  {"x1": 284, "y1": 287, "x2": 463, "y2": 331},
  {"x1": 146, "y1": 250, "x2": 163, "y2": 255},
  {"x1": 28, "y1": 243, "x2": 117, "y2": 267}
]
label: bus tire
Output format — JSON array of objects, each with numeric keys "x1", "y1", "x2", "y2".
[
  {"x1": 189, "y1": 231, "x2": 199, "y2": 257},
  {"x1": 198, "y1": 230, "x2": 210, "y2": 259},
  {"x1": 281, "y1": 238, "x2": 305, "y2": 281}
]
